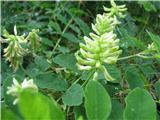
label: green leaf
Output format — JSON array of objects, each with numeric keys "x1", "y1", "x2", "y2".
[
  {"x1": 119, "y1": 28, "x2": 145, "y2": 50},
  {"x1": 35, "y1": 72, "x2": 68, "y2": 91},
  {"x1": 56, "y1": 14, "x2": 67, "y2": 24},
  {"x1": 18, "y1": 89, "x2": 65, "y2": 120},
  {"x1": 69, "y1": 24, "x2": 81, "y2": 34},
  {"x1": 53, "y1": 54, "x2": 79, "y2": 72},
  {"x1": 49, "y1": 21, "x2": 61, "y2": 33},
  {"x1": 74, "y1": 18, "x2": 90, "y2": 35},
  {"x1": 2, "y1": 106, "x2": 20, "y2": 120},
  {"x1": 124, "y1": 87, "x2": 156, "y2": 120},
  {"x1": 62, "y1": 32, "x2": 79, "y2": 43},
  {"x1": 62, "y1": 84, "x2": 83, "y2": 106},
  {"x1": 125, "y1": 67, "x2": 144, "y2": 89},
  {"x1": 58, "y1": 46, "x2": 70, "y2": 54},
  {"x1": 138, "y1": 1, "x2": 157, "y2": 12},
  {"x1": 85, "y1": 81, "x2": 111, "y2": 120},
  {"x1": 35, "y1": 56, "x2": 50, "y2": 71},
  {"x1": 81, "y1": 70, "x2": 94, "y2": 81},
  {"x1": 139, "y1": 65, "x2": 155, "y2": 80},
  {"x1": 26, "y1": 63, "x2": 42, "y2": 78},
  {"x1": 154, "y1": 80, "x2": 160, "y2": 99},
  {"x1": 105, "y1": 65, "x2": 121, "y2": 83},
  {"x1": 147, "y1": 31, "x2": 160, "y2": 55},
  {"x1": 41, "y1": 37, "x2": 53, "y2": 47},
  {"x1": 74, "y1": 106, "x2": 87, "y2": 120},
  {"x1": 108, "y1": 100, "x2": 123, "y2": 120}
]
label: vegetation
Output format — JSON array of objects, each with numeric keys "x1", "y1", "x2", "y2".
[{"x1": 1, "y1": 0, "x2": 160, "y2": 120}]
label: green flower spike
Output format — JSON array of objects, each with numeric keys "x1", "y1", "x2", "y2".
[
  {"x1": 75, "y1": 0, "x2": 126, "y2": 81},
  {"x1": 103, "y1": 0, "x2": 127, "y2": 18},
  {"x1": 26, "y1": 29, "x2": 41, "y2": 52},
  {"x1": 3, "y1": 25, "x2": 27, "y2": 70}
]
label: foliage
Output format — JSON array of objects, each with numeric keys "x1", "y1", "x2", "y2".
[{"x1": 1, "y1": 0, "x2": 160, "y2": 120}]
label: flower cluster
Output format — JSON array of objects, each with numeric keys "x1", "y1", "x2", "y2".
[
  {"x1": 26, "y1": 29, "x2": 41, "y2": 52},
  {"x1": 75, "y1": 0, "x2": 127, "y2": 81},
  {"x1": 7, "y1": 78, "x2": 38, "y2": 105},
  {"x1": 3, "y1": 26, "x2": 41, "y2": 70}
]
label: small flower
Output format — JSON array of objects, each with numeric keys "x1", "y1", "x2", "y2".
[
  {"x1": 7, "y1": 78, "x2": 38, "y2": 105},
  {"x1": 147, "y1": 43, "x2": 156, "y2": 51}
]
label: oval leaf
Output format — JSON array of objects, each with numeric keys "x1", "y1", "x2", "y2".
[
  {"x1": 108, "y1": 100, "x2": 123, "y2": 120},
  {"x1": 85, "y1": 81, "x2": 111, "y2": 120},
  {"x1": 35, "y1": 73, "x2": 68, "y2": 91},
  {"x1": 124, "y1": 87, "x2": 156, "y2": 120},
  {"x1": 18, "y1": 89, "x2": 65, "y2": 120},
  {"x1": 62, "y1": 84, "x2": 83, "y2": 106},
  {"x1": 53, "y1": 54, "x2": 78, "y2": 72}
]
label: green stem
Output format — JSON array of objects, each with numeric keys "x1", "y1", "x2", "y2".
[
  {"x1": 73, "y1": 77, "x2": 81, "y2": 85},
  {"x1": 56, "y1": 70, "x2": 94, "y2": 103},
  {"x1": 82, "y1": 70, "x2": 95, "y2": 87},
  {"x1": 118, "y1": 54, "x2": 138, "y2": 60},
  {"x1": 56, "y1": 76, "x2": 81, "y2": 103}
]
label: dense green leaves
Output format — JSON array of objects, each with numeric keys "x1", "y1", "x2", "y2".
[
  {"x1": 35, "y1": 72, "x2": 68, "y2": 91},
  {"x1": 74, "y1": 18, "x2": 90, "y2": 35},
  {"x1": 18, "y1": 89, "x2": 65, "y2": 120},
  {"x1": 49, "y1": 21, "x2": 61, "y2": 33},
  {"x1": 62, "y1": 84, "x2": 83, "y2": 106},
  {"x1": 62, "y1": 32, "x2": 79, "y2": 43},
  {"x1": 84, "y1": 81, "x2": 111, "y2": 120},
  {"x1": 35, "y1": 56, "x2": 50, "y2": 71},
  {"x1": 41, "y1": 37, "x2": 53, "y2": 47},
  {"x1": 53, "y1": 54, "x2": 78, "y2": 72},
  {"x1": 124, "y1": 88, "x2": 156, "y2": 120},
  {"x1": 125, "y1": 67, "x2": 144, "y2": 89}
]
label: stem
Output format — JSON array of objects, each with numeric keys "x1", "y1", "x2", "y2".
[
  {"x1": 56, "y1": 76, "x2": 81, "y2": 103},
  {"x1": 118, "y1": 54, "x2": 139, "y2": 60},
  {"x1": 73, "y1": 77, "x2": 81, "y2": 85},
  {"x1": 52, "y1": 18, "x2": 73, "y2": 54},
  {"x1": 82, "y1": 70, "x2": 95, "y2": 87},
  {"x1": 56, "y1": 71, "x2": 94, "y2": 103}
]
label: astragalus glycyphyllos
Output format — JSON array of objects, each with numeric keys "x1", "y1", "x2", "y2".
[{"x1": 75, "y1": 0, "x2": 127, "y2": 81}]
